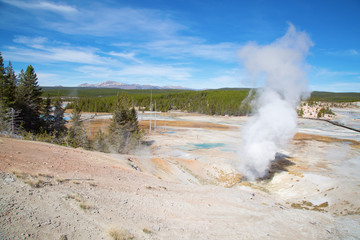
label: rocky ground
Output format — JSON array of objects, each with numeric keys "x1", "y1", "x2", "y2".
[{"x1": 1, "y1": 113, "x2": 360, "y2": 240}]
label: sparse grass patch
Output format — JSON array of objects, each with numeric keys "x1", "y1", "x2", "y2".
[
  {"x1": 290, "y1": 201, "x2": 328, "y2": 212},
  {"x1": 317, "y1": 202, "x2": 329, "y2": 208},
  {"x1": 238, "y1": 181, "x2": 270, "y2": 193},
  {"x1": 142, "y1": 228, "x2": 152, "y2": 234},
  {"x1": 73, "y1": 181, "x2": 80, "y2": 185},
  {"x1": 13, "y1": 171, "x2": 52, "y2": 188},
  {"x1": 79, "y1": 203, "x2": 92, "y2": 210},
  {"x1": 59, "y1": 235, "x2": 68, "y2": 240},
  {"x1": 65, "y1": 194, "x2": 81, "y2": 202},
  {"x1": 38, "y1": 173, "x2": 54, "y2": 178},
  {"x1": 108, "y1": 228, "x2": 134, "y2": 240},
  {"x1": 56, "y1": 178, "x2": 64, "y2": 184},
  {"x1": 215, "y1": 169, "x2": 242, "y2": 187},
  {"x1": 341, "y1": 207, "x2": 360, "y2": 216},
  {"x1": 65, "y1": 194, "x2": 75, "y2": 200},
  {"x1": 65, "y1": 193, "x2": 94, "y2": 210},
  {"x1": 13, "y1": 171, "x2": 27, "y2": 179},
  {"x1": 288, "y1": 170, "x2": 304, "y2": 177},
  {"x1": 24, "y1": 179, "x2": 44, "y2": 188},
  {"x1": 30, "y1": 173, "x2": 38, "y2": 178}
]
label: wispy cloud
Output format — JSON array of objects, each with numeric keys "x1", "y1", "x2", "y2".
[
  {"x1": 1, "y1": 0, "x2": 78, "y2": 14},
  {"x1": 116, "y1": 65, "x2": 192, "y2": 81},
  {"x1": 108, "y1": 51, "x2": 141, "y2": 63},
  {"x1": 313, "y1": 67, "x2": 360, "y2": 77},
  {"x1": 44, "y1": 5, "x2": 185, "y2": 38},
  {"x1": 0, "y1": 1, "x2": 261, "y2": 88},
  {"x1": 207, "y1": 75, "x2": 239, "y2": 88},
  {"x1": 5, "y1": 37, "x2": 109, "y2": 65},
  {"x1": 1, "y1": 0, "x2": 182, "y2": 38},
  {"x1": 310, "y1": 81, "x2": 360, "y2": 92},
  {"x1": 76, "y1": 64, "x2": 193, "y2": 83},
  {"x1": 144, "y1": 38, "x2": 239, "y2": 62},
  {"x1": 308, "y1": 67, "x2": 360, "y2": 92},
  {"x1": 36, "y1": 72, "x2": 61, "y2": 85},
  {"x1": 327, "y1": 49, "x2": 359, "y2": 56},
  {"x1": 5, "y1": 35, "x2": 195, "y2": 86},
  {"x1": 13, "y1": 36, "x2": 48, "y2": 49},
  {"x1": 3, "y1": 1, "x2": 238, "y2": 64},
  {"x1": 204, "y1": 68, "x2": 250, "y2": 89}
]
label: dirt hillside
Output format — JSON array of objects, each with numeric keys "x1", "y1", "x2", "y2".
[{"x1": 0, "y1": 136, "x2": 357, "y2": 240}]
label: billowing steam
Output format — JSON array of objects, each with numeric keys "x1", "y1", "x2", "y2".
[{"x1": 237, "y1": 24, "x2": 313, "y2": 180}]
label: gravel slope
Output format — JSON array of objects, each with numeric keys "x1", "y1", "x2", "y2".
[{"x1": 1, "y1": 135, "x2": 359, "y2": 239}]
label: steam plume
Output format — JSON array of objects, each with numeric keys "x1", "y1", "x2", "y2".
[{"x1": 237, "y1": 24, "x2": 313, "y2": 180}]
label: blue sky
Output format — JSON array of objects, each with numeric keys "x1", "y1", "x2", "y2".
[{"x1": 0, "y1": 0, "x2": 359, "y2": 91}]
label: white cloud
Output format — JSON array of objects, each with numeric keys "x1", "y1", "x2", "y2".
[
  {"x1": 13, "y1": 36, "x2": 48, "y2": 49},
  {"x1": 3, "y1": 1, "x2": 239, "y2": 63},
  {"x1": 313, "y1": 67, "x2": 359, "y2": 77},
  {"x1": 9, "y1": 36, "x2": 110, "y2": 65},
  {"x1": 2, "y1": 1, "x2": 181, "y2": 38},
  {"x1": 76, "y1": 64, "x2": 193, "y2": 84},
  {"x1": 75, "y1": 66, "x2": 113, "y2": 79},
  {"x1": 309, "y1": 82, "x2": 360, "y2": 92},
  {"x1": 49, "y1": 48, "x2": 106, "y2": 64},
  {"x1": 1, "y1": 0, "x2": 78, "y2": 14},
  {"x1": 108, "y1": 51, "x2": 141, "y2": 63},
  {"x1": 112, "y1": 42, "x2": 133, "y2": 47},
  {"x1": 1, "y1": 2, "x2": 245, "y2": 88},
  {"x1": 4, "y1": 45, "x2": 108, "y2": 65},
  {"x1": 45, "y1": 6, "x2": 184, "y2": 38},
  {"x1": 205, "y1": 67, "x2": 268, "y2": 89},
  {"x1": 145, "y1": 38, "x2": 239, "y2": 62},
  {"x1": 117, "y1": 65, "x2": 192, "y2": 81},
  {"x1": 36, "y1": 72, "x2": 60, "y2": 85},
  {"x1": 5, "y1": 35, "x2": 195, "y2": 86},
  {"x1": 349, "y1": 49, "x2": 359, "y2": 55},
  {"x1": 308, "y1": 67, "x2": 360, "y2": 92},
  {"x1": 76, "y1": 66, "x2": 110, "y2": 74},
  {"x1": 327, "y1": 49, "x2": 359, "y2": 56},
  {"x1": 207, "y1": 75, "x2": 239, "y2": 89}
]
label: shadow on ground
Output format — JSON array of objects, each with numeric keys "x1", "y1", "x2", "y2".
[{"x1": 260, "y1": 152, "x2": 295, "y2": 181}]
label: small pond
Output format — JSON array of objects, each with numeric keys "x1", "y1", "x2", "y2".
[{"x1": 174, "y1": 142, "x2": 226, "y2": 151}]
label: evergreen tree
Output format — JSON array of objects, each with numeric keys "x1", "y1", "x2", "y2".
[
  {"x1": 41, "y1": 95, "x2": 54, "y2": 132},
  {"x1": 0, "y1": 100, "x2": 10, "y2": 133},
  {"x1": 52, "y1": 96, "x2": 67, "y2": 138},
  {"x1": 93, "y1": 129, "x2": 108, "y2": 152},
  {"x1": 109, "y1": 93, "x2": 142, "y2": 153},
  {"x1": 0, "y1": 52, "x2": 6, "y2": 104},
  {"x1": 3, "y1": 61, "x2": 17, "y2": 108},
  {"x1": 0, "y1": 101, "x2": 20, "y2": 135},
  {"x1": 16, "y1": 65, "x2": 43, "y2": 132},
  {"x1": 0, "y1": 53, "x2": 8, "y2": 133},
  {"x1": 67, "y1": 102, "x2": 89, "y2": 149},
  {"x1": 0, "y1": 54, "x2": 20, "y2": 134}
]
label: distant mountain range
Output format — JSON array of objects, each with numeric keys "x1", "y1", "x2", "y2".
[{"x1": 78, "y1": 81, "x2": 191, "y2": 90}]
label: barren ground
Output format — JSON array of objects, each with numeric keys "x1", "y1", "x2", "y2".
[{"x1": 1, "y1": 112, "x2": 360, "y2": 240}]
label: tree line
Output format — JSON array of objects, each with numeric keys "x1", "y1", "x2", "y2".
[
  {"x1": 41, "y1": 87, "x2": 187, "y2": 98},
  {"x1": 308, "y1": 91, "x2": 360, "y2": 102},
  {"x1": 67, "y1": 88, "x2": 360, "y2": 116},
  {"x1": 65, "y1": 88, "x2": 254, "y2": 116},
  {"x1": 0, "y1": 52, "x2": 64, "y2": 135},
  {"x1": 0, "y1": 52, "x2": 142, "y2": 153}
]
